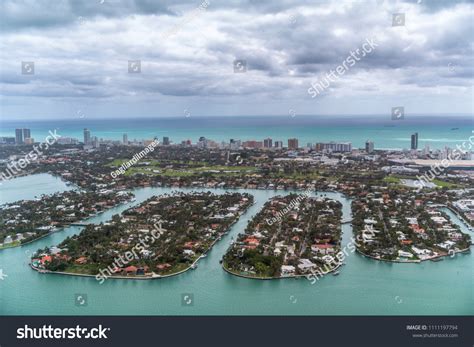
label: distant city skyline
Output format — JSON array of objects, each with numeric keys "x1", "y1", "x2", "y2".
[
  {"x1": 0, "y1": 113, "x2": 471, "y2": 151},
  {"x1": 1, "y1": 0, "x2": 473, "y2": 120}
]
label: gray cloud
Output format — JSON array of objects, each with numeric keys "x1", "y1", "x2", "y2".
[{"x1": 0, "y1": 0, "x2": 472, "y2": 118}]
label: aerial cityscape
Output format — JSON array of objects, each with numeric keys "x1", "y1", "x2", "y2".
[
  {"x1": 1, "y1": 125, "x2": 473, "y2": 272},
  {"x1": 0, "y1": 1, "x2": 473, "y2": 345}
]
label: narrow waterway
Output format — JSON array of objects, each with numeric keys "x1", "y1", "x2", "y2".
[{"x1": 0, "y1": 174, "x2": 472, "y2": 315}]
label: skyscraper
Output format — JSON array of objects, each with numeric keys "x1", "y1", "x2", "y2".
[
  {"x1": 22, "y1": 128, "x2": 31, "y2": 141},
  {"x1": 411, "y1": 133, "x2": 418, "y2": 150},
  {"x1": 365, "y1": 140, "x2": 374, "y2": 153},
  {"x1": 274, "y1": 141, "x2": 283, "y2": 148},
  {"x1": 123, "y1": 134, "x2": 128, "y2": 145},
  {"x1": 15, "y1": 129, "x2": 23, "y2": 144},
  {"x1": 83, "y1": 128, "x2": 91, "y2": 145},
  {"x1": 91, "y1": 136, "x2": 99, "y2": 148},
  {"x1": 263, "y1": 138, "x2": 273, "y2": 148},
  {"x1": 163, "y1": 136, "x2": 170, "y2": 145},
  {"x1": 288, "y1": 138, "x2": 298, "y2": 149}
]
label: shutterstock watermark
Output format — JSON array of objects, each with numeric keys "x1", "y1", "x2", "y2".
[
  {"x1": 110, "y1": 139, "x2": 159, "y2": 178},
  {"x1": 308, "y1": 37, "x2": 378, "y2": 98},
  {"x1": 17, "y1": 325, "x2": 109, "y2": 339},
  {"x1": 0, "y1": 130, "x2": 61, "y2": 183},
  {"x1": 95, "y1": 220, "x2": 167, "y2": 284},
  {"x1": 414, "y1": 132, "x2": 474, "y2": 190},
  {"x1": 306, "y1": 226, "x2": 376, "y2": 284}
]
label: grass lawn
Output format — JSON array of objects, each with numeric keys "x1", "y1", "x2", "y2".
[
  {"x1": 0, "y1": 240, "x2": 21, "y2": 250},
  {"x1": 63, "y1": 264, "x2": 102, "y2": 275},
  {"x1": 108, "y1": 159, "x2": 257, "y2": 177},
  {"x1": 432, "y1": 179, "x2": 459, "y2": 188},
  {"x1": 383, "y1": 176, "x2": 401, "y2": 184}
]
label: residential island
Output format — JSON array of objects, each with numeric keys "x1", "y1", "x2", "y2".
[
  {"x1": 352, "y1": 187, "x2": 471, "y2": 262},
  {"x1": 30, "y1": 192, "x2": 254, "y2": 279},
  {"x1": 0, "y1": 190, "x2": 134, "y2": 249},
  {"x1": 223, "y1": 194, "x2": 343, "y2": 279}
]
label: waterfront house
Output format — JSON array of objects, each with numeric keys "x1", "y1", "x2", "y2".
[
  {"x1": 311, "y1": 244, "x2": 335, "y2": 255},
  {"x1": 75, "y1": 256, "x2": 88, "y2": 265},
  {"x1": 297, "y1": 259, "x2": 315, "y2": 272},
  {"x1": 40, "y1": 255, "x2": 52, "y2": 265},
  {"x1": 183, "y1": 249, "x2": 195, "y2": 256},
  {"x1": 156, "y1": 263, "x2": 171, "y2": 271},
  {"x1": 397, "y1": 250, "x2": 413, "y2": 258},
  {"x1": 124, "y1": 266, "x2": 138, "y2": 275},
  {"x1": 244, "y1": 237, "x2": 260, "y2": 246},
  {"x1": 281, "y1": 265, "x2": 296, "y2": 276},
  {"x1": 411, "y1": 247, "x2": 432, "y2": 256},
  {"x1": 436, "y1": 241, "x2": 456, "y2": 250}
]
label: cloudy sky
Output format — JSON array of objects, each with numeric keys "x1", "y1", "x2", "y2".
[{"x1": 0, "y1": 0, "x2": 473, "y2": 120}]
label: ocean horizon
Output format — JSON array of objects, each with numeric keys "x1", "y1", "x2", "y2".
[{"x1": 1, "y1": 115, "x2": 472, "y2": 150}]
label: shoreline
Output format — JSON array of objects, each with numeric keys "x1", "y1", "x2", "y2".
[
  {"x1": 30, "y1": 261, "x2": 194, "y2": 280},
  {"x1": 221, "y1": 261, "x2": 342, "y2": 280},
  {"x1": 355, "y1": 247, "x2": 471, "y2": 263}
]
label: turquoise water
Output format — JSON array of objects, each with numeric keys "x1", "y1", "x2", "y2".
[
  {"x1": 0, "y1": 174, "x2": 472, "y2": 315},
  {"x1": 1, "y1": 115, "x2": 472, "y2": 150},
  {"x1": 0, "y1": 173, "x2": 75, "y2": 205}
]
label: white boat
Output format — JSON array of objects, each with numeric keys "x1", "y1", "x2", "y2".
[
  {"x1": 191, "y1": 263, "x2": 198, "y2": 269},
  {"x1": 333, "y1": 271, "x2": 340, "y2": 276}
]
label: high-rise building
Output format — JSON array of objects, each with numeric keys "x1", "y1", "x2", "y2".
[
  {"x1": 91, "y1": 136, "x2": 99, "y2": 148},
  {"x1": 15, "y1": 129, "x2": 23, "y2": 144},
  {"x1": 163, "y1": 136, "x2": 170, "y2": 145},
  {"x1": 198, "y1": 136, "x2": 208, "y2": 148},
  {"x1": 123, "y1": 134, "x2": 128, "y2": 145},
  {"x1": 288, "y1": 138, "x2": 299, "y2": 149},
  {"x1": 274, "y1": 141, "x2": 283, "y2": 148},
  {"x1": 22, "y1": 128, "x2": 31, "y2": 141},
  {"x1": 365, "y1": 140, "x2": 374, "y2": 154},
  {"x1": 263, "y1": 138, "x2": 273, "y2": 148},
  {"x1": 411, "y1": 133, "x2": 418, "y2": 150},
  {"x1": 315, "y1": 142, "x2": 352, "y2": 153},
  {"x1": 24, "y1": 137, "x2": 35, "y2": 145},
  {"x1": 230, "y1": 139, "x2": 241, "y2": 150},
  {"x1": 83, "y1": 128, "x2": 91, "y2": 145}
]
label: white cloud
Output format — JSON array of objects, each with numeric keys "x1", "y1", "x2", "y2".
[{"x1": 0, "y1": 0, "x2": 472, "y2": 118}]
